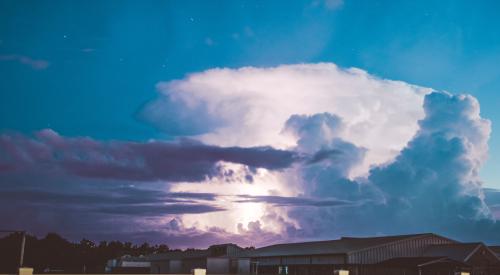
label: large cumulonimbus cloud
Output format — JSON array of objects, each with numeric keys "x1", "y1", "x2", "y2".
[
  {"x1": 284, "y1": 92, "x2": 497, "y2": 243},
  {"x1": 142, "y1": 63, "x2": 498, "y2": 245},
  {"x1": 1, "y1": 63, "x2": 499, "y2": 246}
]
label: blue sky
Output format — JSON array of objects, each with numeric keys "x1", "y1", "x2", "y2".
[
  {"x1": 1, "y1": 0, "x2": 500, "y2": 245},
  {"x1": 1, "y1": 0, "x2": 499, "y2": 187}
]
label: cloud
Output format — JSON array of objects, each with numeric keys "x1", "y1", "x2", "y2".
[
  {"x1": 324, "y1": 0, "x2": 344, "y2": 10},
  {"x1": 143, "y1": 63, "x2": 431, "y2": 178},
  {"x1": 0, "y1": 54, "x2": 50, "y2": 70},
  {"x1": 284, "y1": 113, "x2": 366, "y2": 177},
  {"x1": 287, "y1": 92, "x2": 498, "y2": 242},
  {"x1": 485, "y1": 188, "x2": 500, "y2": 220},
  {"x1": 96, "y1": 204, "x2": 224, "y2": 216},
  {"x1": 143, "y1": 63, "x2": 499, "y2": 244},
  {"x1": 235, "y1": 194, "x2": 354, "y2": 207},
  {"x1": 0, "y1": 178, "x2": 228, "y2": 241},
  {"x1": 0, "y1": 129, "x2": 299, "y2": 182},
  {"x1": 0, "y1": 188, "x2": 217, "y2": 205}
]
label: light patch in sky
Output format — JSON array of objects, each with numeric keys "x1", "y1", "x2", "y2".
[{"x1": 169, "y1": 162, "x2": 300, "y2": 234}]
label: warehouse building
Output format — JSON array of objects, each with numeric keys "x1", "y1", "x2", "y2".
[
  {"x1": 143, "y1": 233, "x2": 500, "y2": 275},
  {"x1": 247, "y1": 233, "x2": 500, "y2": 275},
  {"x1": 490, "y1": 246, "x2": 500, "y2": 258}
]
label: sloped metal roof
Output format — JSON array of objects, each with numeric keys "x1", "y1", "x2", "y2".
[
  {"x1": 249, "y1": 233, "x2": 436, "y2": 257},
  {"x1": 490, "y1": 246, "x2": 500, "y2": 256},
  {"x1": 423, "y1": 243, "x2": 484, "y2": 262},
  {"x1": 376, "y1": 257, "x2": 469, "y2": 268}
]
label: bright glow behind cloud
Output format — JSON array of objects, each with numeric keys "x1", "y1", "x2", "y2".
[{"x1": 169, "y1": 162, "x2": 299, "y2": 234}]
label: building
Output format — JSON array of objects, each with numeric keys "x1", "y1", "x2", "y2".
[
  {"x1": 489, "y1": 246, "x2": 500, "y2": 259},
  {"x1": 106, "y1": 255, "x2": 151, "y2": 273},
  {"x1": 149, "y1": 243, "x2": 251, "y2": 274},
  {"x1": 370, "y1": 257, "x2": 470, "y2": 275},
  {"x1": 247, "y1": 233, "x2": 500, "y2": 275},
  {"x1": 142, "y1": 233, "x2": 500, "y2": 275},
  {"x1": 423, "y1": 243, "x2": 500, "y2": 274}
]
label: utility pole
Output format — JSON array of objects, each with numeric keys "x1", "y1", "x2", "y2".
[
  {"x1": 19, "y1": 231, "x2": 26, "y2": 267},
  {"x1": 0, "y1": 230, "x2": 27, "y2": 268}
]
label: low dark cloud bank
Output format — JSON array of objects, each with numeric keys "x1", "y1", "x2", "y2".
[
  {"x1": 0, "y1": 130, "x2": 299, "y2": 243},
  {"x1": 0, "y1": 130, "x2": 299, "y2": 182}
]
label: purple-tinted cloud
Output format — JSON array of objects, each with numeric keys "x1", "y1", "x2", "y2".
[
  {"x1": 0, "y1": 129, "x2": 299, "y2": 182},
  {"x1": 0, "y1": 188, "x2": 217, "y2": 205},
  {"x1": 0, "y1": 54, "x2": 50, "y2": 70},
  {"x1": 96, "y1": 204, "x2": 224, "y2": 216},
  {"x1": 77, "y1": 218, "x2": 284, "y2": 249}
]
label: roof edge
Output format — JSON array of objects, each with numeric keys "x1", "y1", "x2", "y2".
[{"x1": 347, "y1": 233, "x2": 458, "y2": 256}]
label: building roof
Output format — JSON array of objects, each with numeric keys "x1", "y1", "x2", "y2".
[
  {"x1": 376, "y1": 257, "x2": 469, "y2": 268},
  {"x1": 119, "y1": 255, "x2": 149, "y2": 262},
  {"x1": 250, "y1": 233, "x2": 441, "y2": 257},
  {"x1": 490, "y1": 246, "x2": 500, "y2": 256},
  {"x1": 148, "y1": 250, "x2": 209, "y2": 261},
  {"x1": 148, "y1": 243, "x2": 245, "y2": 261},
  {"x1": 424, "y1": 243, "x2": 486, "y2": 262}
]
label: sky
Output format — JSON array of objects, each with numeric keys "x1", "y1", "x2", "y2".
[{"x1": 1, "y1": 0, "x2": 500, "y2": 248}]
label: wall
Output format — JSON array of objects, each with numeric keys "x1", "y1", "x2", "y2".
[
  {"x1": 236, "y1": 259, "x2": 250, "y2": 275},
  {"x1": 254, "y1": 254, "x2": 344, "y2": 266},
  {"x1": 206, "y1": 258, "x2": 229, "y2": 274}
]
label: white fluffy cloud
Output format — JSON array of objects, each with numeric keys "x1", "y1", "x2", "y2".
[{"x1": 144, "y1": 63, "x2": 432, "y2": 179}]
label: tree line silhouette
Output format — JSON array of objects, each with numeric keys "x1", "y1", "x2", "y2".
[{"x1": 0, "y1": 232, "x2": 170, "y2": 273}]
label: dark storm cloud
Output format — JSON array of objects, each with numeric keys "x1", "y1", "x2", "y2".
[
  {"x1": 235, "y1": 194, "x2": 354, "y2": 207},
  {"x1": 0, "y1": 179, "x2": 224, "y2": 238},
  {"x1": 306, "y1": 149, "x2": 342, "y2": 164},
  {"x1": 168, "y1": 192, "x2": 218, "y2": 201},
  {"x1": 0, "y1": 188, "x2": 218, "y2": 205},
  {"x1": 0, "y1": 129, "x2": 300, "y2": 243},
  {"x1": 0, "y1": 129, "x2": 299, "y2": 182},
  {"x1": 97, "y1": 204, "x2": 225, "y2": 216}
]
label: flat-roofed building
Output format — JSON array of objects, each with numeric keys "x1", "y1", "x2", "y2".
[
  {"x1": 149, "y1": 243, "x2": 251, "y2": 274},
  {"x1": 106, "y1": 255, "x2": 151, "y2": 274}
]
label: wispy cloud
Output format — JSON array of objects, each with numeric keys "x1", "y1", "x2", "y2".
[
  {"x1": 324, "y1": 0, "x2": 343, "y2": 10},
  {"x1": 0, "y1": 54, "x2": 49, "y2": 70}
]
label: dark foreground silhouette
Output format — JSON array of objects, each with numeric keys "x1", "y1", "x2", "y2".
[{"x1": 0, "y1": 232, "x2": 170, "y2": 273}]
